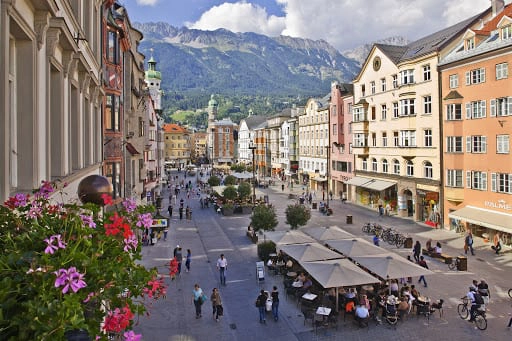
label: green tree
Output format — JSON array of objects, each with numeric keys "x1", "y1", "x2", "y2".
[
  {"x1": 237, "y1": 182, "x2": 252, "y2": 201},
  {"x1": 250, "y1": 205, "x2": 278, "y2": 233},
  {"x1": 224, "y1": 175, "x2": 237, "y2": 186},
  {"x1": 222, "y1": 185, "x2": 238, "y2": 201},
  {"x1": 208, "y1": 175, "x2": 221, "y2": 187},
  {"x1": 231, "y1": 163, "x2": 246, "y2": 172},
  {"x1": 285, "y1": 204, "x2": 311, "y2": 229}
]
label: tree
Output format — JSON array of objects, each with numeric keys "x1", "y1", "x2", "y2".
[
  {"x1": 237, "y1": 182, "x2": 252, "y2": 201},
  {"x1": 231, "y1": 163, "x2": 246, "y2": 172},
  {"x1": 250, "y1": 205, "x2": 278, "y2": 233},
  {"x1": 285, "y1": 204, "x2": 311, "y2": 229},
  {"x1": 222, "y1": 185, "x2": 238, "y2": 201},
  {"x1": 224, "y1": 175, "x2": 237, "y2": 186},
  {"x1": 208, "y1": 175, "x2": 221, "y2": 187}
]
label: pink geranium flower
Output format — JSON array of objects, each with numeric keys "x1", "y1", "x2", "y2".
[{"x1": 54, "y1": 267, "x2": 86, "y2": 294}]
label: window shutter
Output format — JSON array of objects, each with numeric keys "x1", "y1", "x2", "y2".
[
  {"x1": 491, "y1": 173, "x2": 497, "y2": 192},
  {"x1": 490, "y1": 99, "x2": 496, "y2": 117},
  {"x1": 465, "y1": 103, "x2": 471, "y2": 119},
  {"x1": 465, "y1": 71, "x2": 470, "y2": 85},
  {"x1": 508, "y1": 97, "x2": 512, "y2": 115},
  {"x1": 482, "y1": 172, "x2": 487, "y2": 190},
  {"x1": 466, "y1": 171, "x2": 472, "y2": 188},
  {"x1": 480, "y1": 100, "x2": 486, "y2": 117},
  {"x1": 482, "y1": 136, "x2": 487, "y2": 153},
  {"x1": 466, "y1": 136, "x2": 472, "y2": 153},
  {"x1": 480, "y1": 68, "x2": 485, "y2": 83}
]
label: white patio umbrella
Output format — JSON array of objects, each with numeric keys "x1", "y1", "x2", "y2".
[
  {"x1": 301, "y1": 226, "x2": 355, "y2": 242},
  {"x1": 351, "y1": 253, "x2": 434, "y2": 280},
  {"x1": 233, "y1": 171, "x2": 253, "y2": 179},
  {"x1": 325, "y1": 238, "x2": 385, "y2": 257},
  {"x1": 278, "y1": 243, "x2": 343, "y2": 262},
  {"x1": 263, "y1": 230, "x2": 316, "y2": 245}
]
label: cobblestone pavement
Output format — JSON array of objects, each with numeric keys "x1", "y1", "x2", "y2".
[{"x1": 134, "y1": 171, "x2": 511, "y2": 341}]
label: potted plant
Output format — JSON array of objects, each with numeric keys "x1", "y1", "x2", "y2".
[
  {"x1": 0, "y1": 181, "x2": 166, "y2": 340},
  {"x1": 237, "y1": 182, "x2": 253, "y2": 213},
  {"x1": 222, "y1": 202, "x2": 235, "y2": 216}
]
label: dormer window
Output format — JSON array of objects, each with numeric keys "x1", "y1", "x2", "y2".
[
  {"x1": 466, "y1": 37, "x2": 475, "y2": 50},
  {"x1": 502, "y1": 25, "x2": 512, "y2": 40}
]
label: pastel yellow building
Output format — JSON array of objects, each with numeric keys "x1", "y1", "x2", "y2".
[{"x1": 163, "y1": 124, "x2": 191, "y2": 169}]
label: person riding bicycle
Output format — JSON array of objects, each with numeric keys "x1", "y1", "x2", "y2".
[{"x1": 467, "y1": 287, "x2": 484, "y2": 322}]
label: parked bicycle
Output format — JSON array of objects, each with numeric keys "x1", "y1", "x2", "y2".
[{"x1": 457, "y1": 297, "x2": 487, "y2": 330}]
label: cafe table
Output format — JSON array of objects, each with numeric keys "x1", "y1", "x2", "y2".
[
  {"x1": 316, "y1": 306, "x2": 332, "y2": 316},
  {"x1": 302, "y1": 293, "x2": 318, "y2": 301}
]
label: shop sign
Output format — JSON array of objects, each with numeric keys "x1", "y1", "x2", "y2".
[
  {"x1": 152, "y1": 219, "x2": 168, "y2": 227},
  {"x1": 425, "y1": 192, "x2": 439, "y2": 201},
  {"x1": 484, "y1": 199, "x2": 511, "y2": 211}
]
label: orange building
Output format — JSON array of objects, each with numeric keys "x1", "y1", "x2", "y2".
[{"x1": 439, "y1": 1, "x2": 512, "y2": 247}]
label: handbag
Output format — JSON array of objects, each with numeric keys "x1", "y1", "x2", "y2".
[
  {"x1": 200, "y1": 293, "x2": 208, "y2": 305},
  {"x1": 217, "y1": 305, "x2": 224, "y2": 316}
]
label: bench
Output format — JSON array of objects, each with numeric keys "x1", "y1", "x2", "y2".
[{"x1": 422, "y1": 249, "x2": 452, "y2": 264}]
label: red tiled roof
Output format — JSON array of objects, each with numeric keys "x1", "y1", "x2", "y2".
[
  {"x1": 482, "y1": 4, "x2": 512, "y2": 31},
  {"x1": 163, "y1": 123, "x2": 188, "y2": 134}
]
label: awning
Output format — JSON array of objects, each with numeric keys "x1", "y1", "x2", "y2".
[
  {"x1": 344, "y1": 176, "x2": 372, "y2": 186},
  {"x1": 360, "y1": 179, "x2": 396, "y2": 191},
  {"x1": 125, "y1": 142, "x2": 140, "y2": 155},
  {"x1": 313, "y1": 177, "x2": 327, "y2": 182},
  {"x1": 448, "y1": 206, "x2": 512, "y2": 234}
]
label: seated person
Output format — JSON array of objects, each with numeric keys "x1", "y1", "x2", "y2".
[
  {"x1": 297, "y1": 276, "x2": 313, "y2": 295},
  {"x1": 354, "y1": 302, "x2": 370, "y2": 326},
  {"x1": 345, "y1": 300, "x2": 355, "y2": 315},
  {"x1": 344, "y1": 288, "x2": 356, "y2": 301},
  {"x1": 266, "y1": 258, "x2": 275, "y2": 271},
  {"x1": 434, "y1": 242, "x2": 442, "y2": 254},
  {"x1": 410, "y1": 285, "x2": 420, "y2": 301},
  {"x1": 375, "y1": 292, "x2": 387, "y2": 318},
  {"x1": 389, "y1": 280, "x2": 399, "y2": 297},
  {"x1": 397, "y1": 296, "x2": 410, "y2": 319},
  {"x1": 359, "y1": 294, "x2": 371, "y2": 311},
  {"x1": 386, "y1": 295, "x2": 398, "y2": 315},
  {"x1": 426, "y1": 239, "x2": 434, "y2": 252}
]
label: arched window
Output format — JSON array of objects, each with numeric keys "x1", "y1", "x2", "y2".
[
  {"x1": 406, "y1": 160, "x2": 414, "y2": 176},
  {"x1": 362, "y1": 158, "x2": 368, "y2": 171},
  {"x1": 372, "y1": 158, "x2": 378, "y2": 172},
  {"x1": 393, "y1": 159, "x2": 400, "y2": 175},
  {"x1": 382, "y1": 159, "x2": 388, "y2": 173},
  {"x1": 424, "y1": 161, "x2": 433, "y2": 178}
]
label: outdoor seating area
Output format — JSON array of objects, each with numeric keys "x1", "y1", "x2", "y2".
[{"x1": 262, "y1": 226, "x2": 437, "y2": 332}]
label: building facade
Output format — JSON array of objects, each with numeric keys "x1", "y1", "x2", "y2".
[
  {"x1": 163, "y1": 124, "x2": 191, "y2": 169},
  {"x1": 206, "y1": 95, "x2": 238, "y2": 166},
  {"x1": 190, "y1": 132, "x2": 207, "y2": 165},
  {"x1": 439, "y1": 1, "x2": 512, "y2": 245},
  {"x1": 238, "y1": 113, "x2": 266, "y2": 165}
]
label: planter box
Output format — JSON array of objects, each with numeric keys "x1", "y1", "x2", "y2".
[
  {"x1": 222, "y1": 208, "x2": 234, "y2": 216},
  {"x1": 242, "y1": 206, "x2": 253, "y2": 214}
]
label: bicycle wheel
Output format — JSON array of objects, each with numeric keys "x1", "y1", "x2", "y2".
[
  {"x1": 395, "y1": 237, "x2": 404, "y2": 248},
  {"x1": 362, "y1": 225, "x2": 370, "y2": 234},
  {"x1": 457, "y1": 304, "x2": 469, "y2": 319},
  {"x1": 448, "y1": 261, "x2": 456, "y2": 270},
  {"x1": 508, "y1": 288, "x2": 512, "y2": 299},
  {"x1": 474, "y1": 315, "x2": 487, "y2": 330}
]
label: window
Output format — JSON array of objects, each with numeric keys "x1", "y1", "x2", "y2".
[
  {"x1": 382, "y1": 159, "x2": 388, "y2": 173},
  {"x1": 361, "y1": 84, "x2": 366, "y2": 97},
  {"x1": 382, "y1": 132, "x2": 388, "y2": 147},
  {"x1": 362, "y1": 158, "x2": 367, "y2": 171},
  {"x1": 466, "y1": 68, "x2": 486, "y2": 85},
  {"x1": 381, "y1": 78, "x2": 386, "y2": 92},
  {"x1": 400, "y1": 130, "x2": 416, "y2": 147},
  {"x1": 107, "y1": 30, "x2": 119, "y2": 64},
  {"x1": 424, "y1": 129, "x2": 432, "y2": 147},
  {"x1": 372, "y1": 158, "x2": 378, "y2": 172},
  {"x1": 371, "y1": 107, "x2": 376, "y2": 120},
  {"x1": 393, "y1": 159, "x2": 400, "y2": 175},
  {"x1": 371, "y1": 81, "x2": 376, "y2": 94},
  {"x1": 496, "y1": 63, "x2": 508, "y2": 80},
  {"x1": 105, "y1": 162, "x2": 121, "y2": 198},
  {"x1": 446, "y1": 104, "x2": 462, "y2": 120},
  {"x1": 400, "y1": 99, "x2": 415, "y2": 116},
  {"x1": 353, "y1": 134, "x2": 366, "y2": 147},
  {"x1": 447, "y1": 169, "x2": 463, "y2": 187},
  {"x1": 491, "y1": 173, "x2": 512, "y2": 193},
  {"x1": 497, "y1": 135, "x2": 510, "y2": 153},
  {"x1": 381, "y1": 104, "x2": 387, "y2": 120},
  {"x1": 466, "y1": 37, "x2": 475, "y2": 50},
  {"x1": 467, "y1": 171, "x2": 487, "y2": 190},
  {"x1": 423, "y1": 64, "x2": 431, "y2": 81},
  {"x1": 332, "y1": 124, "x2": 337, "y2": 134},
  {"x1": 466, "y1": 100, "x2": 486, "y2": 119},
  {"x1": 447, "y1": 136, "x2": 463, "y2": 153},
  {"x1": 393, "y1": 132, "x2": 399, "y2": 146},
  {"x1": 502, "y1": 25, "x2": 512, "y2": 40},
  {"x1": 105, "y1": 94, "x2": 120, "y2": 131},
  {"x1": 400, "y1": 69, "x2": 414, "y2": 85},
  {"x1": 449, "y1": 74, "x2": 459, "y2": 88},
  {"x1": 466, "y1": 135, "x2": 487, "y2": 153},
  {"x1": 392, "y1": 75, "x2": 398, "y2": 88},
  {"x1": 372, "y1": 133, "x2": 377, "y2": 146},
  {"x1": 353, "y1": 107, "x2": 365, "y2": 122},
  {"x1": 138, "y1": 117, "x2": 145, "y2": 137},
  {"x1": 490, "y1": 97, "x2": 512, "y2": 117},
  {"x1": 423, "y1": 96, "x2": 432, "y2": 114},
  {"x1": 424, "y1": 161, "x2": 433, "y2": 178},
  {"x1": 393, "y1": 102, "x2": 399, "y2": 118},
  {"x1": 406, "y1": 161, "x2": 414, "y2": 176}
]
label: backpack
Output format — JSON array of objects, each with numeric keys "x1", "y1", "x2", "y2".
[
  {"x1": 255, "y1": 296, "x2": 264, "y2": 308},
  {"x1": 474, "y1": 293, "x2": 484, "y2": 305}
]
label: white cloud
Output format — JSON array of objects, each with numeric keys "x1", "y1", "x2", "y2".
[
  {"x1": 186, "y1": 0, "x2": 494, "y2": 51},
  {"x1": 136, "y1": 0, "x2": 159, "y2": 6}
]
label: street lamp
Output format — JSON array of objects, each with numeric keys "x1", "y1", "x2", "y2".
[
  {"x1": 325, "y1": 145, "x2": 330, "y2": 209},
  {"x1": 249, "y1": 141, "x2": 256, "y2": 205}
]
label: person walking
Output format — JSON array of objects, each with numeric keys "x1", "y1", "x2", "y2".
[
  {"x1": 173, "y1": 245, "x2": 183, "y2": 275},
  {"x1": 417, "y1": 256, "x2": 429, "y2": 287},
  {"x1": 256, "y1": 290, "x2": 268, "y2": 324},
  {"x1": 179, "y1": 206, "x2": 184, "y2": 220},
  {"x1": 216, "y1": 254, "x2": 228, "y2": 286},
  {"x1": 163, "y1": 225, "x2": 169, "y2": 241},
  {"x1": 192, "y1": 284, "x2": 205, "y2": 319},
  {"x1": 271, "y1": 286, "x2": 279, "y2": 321},
  {"x1": 185, "y1": 249, "x2": 192, "y2": 272},
  {"x1": 210, "y1": 288, "x2": 223, "y2": 322},
  {"x1": 492, "y1": 233, "x2": 502, "y2": 254},
  {"x1": 465, "y1": 231, "x2": 475, "y2": 255},
  {"x1": 413, "y1": 240, "x2": 422, "y2": 262},
  {"x1": 167, "y1": 205, "x2": 173, "y2": 218}
]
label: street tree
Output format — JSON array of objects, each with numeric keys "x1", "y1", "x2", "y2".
[
  {"x1": 237, "y1": 182, "x2": 252, "y2": 201},
  {"x1": 208, "y1": 175, "x2": 221, "y2": 187},
  {"x1": 222, "y1": 185, "x2": 238, "y2": 201},
  {"x1": 250, "y1": 205, "x2": 278, "y2": 233},
  {"x1": 224, "y1": 175, "x2": 237, "y2": 186},
  {"x1": 285, "y1": 203, "x2": 311, "y2": 229}
]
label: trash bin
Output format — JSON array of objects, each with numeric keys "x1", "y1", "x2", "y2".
[
  {"x1": 312, "y1": 202, "x2": 317, "y2": 209},
  {"x1": 457, "y1": 256, "x2": 467, "y2": 271},
  {"x1": 404, "y1": 237, "x2": 413, "y2": 248},
  {"x1": 346, "y1": 215, "x2": 353, "y2": 224}
]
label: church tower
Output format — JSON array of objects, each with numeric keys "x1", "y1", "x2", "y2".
[
  {"x1": 207, "y1": 94, "x2": 218, "y2": 166},
  {"x1": 144, "y1": 49, "x2": 162, "y2": 111}
]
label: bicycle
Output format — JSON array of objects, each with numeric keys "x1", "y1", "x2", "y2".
[
  {"x1": 448, "y1": 258, "x2": 460, "y2": 271},
  {"x1": 457, "y1": 297, "x2": 487, "y2": 330}
]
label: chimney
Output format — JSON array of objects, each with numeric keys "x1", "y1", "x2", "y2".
[{"x1": 491, "y1": 0, "x2": 505, "y2": 17}]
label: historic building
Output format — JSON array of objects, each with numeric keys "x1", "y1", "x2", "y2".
[
  {"x1": 267, "y1": 109, "x2": 292, "y2": 178},
  {"x1": 439, "y1": 0, "x2": 512, "y2": 244},
  {"x1": 238, "y1": 112, "x2": 267, "y2": 165},
  {"x1": 206, "y1": 95, "x2": 238, "y2": 166},
  {"x1": 190, "y1": 131, "x2": 207, "y2": 165},
  {"x1": 163, "y1": 124, "x2": 191, "y2": 169},
  {"x1": 281, "y1": 107, "x2": 302, "y2": 184},
  {"x1": 0, "y1": 0, "x2": 103, "y2": 202}
]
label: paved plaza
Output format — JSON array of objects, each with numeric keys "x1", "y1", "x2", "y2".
[{"x1": 134, "y1": 171, "x2": 511, "y2": 341}]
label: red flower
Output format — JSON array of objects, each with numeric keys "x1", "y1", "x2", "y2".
[{"x1": 101, "y1": 194, "x2": 113, "y2": 206}]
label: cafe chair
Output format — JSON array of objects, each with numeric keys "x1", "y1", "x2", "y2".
[
  {"x1": 430, "y1": 299, "x2": 444, "y2": 318},
  {"x1": 314, "y1": 313, "x2": 327, "y2": 333},
  {"x1": 302, "y1": 308, "x2": 314, "y2": 326}
]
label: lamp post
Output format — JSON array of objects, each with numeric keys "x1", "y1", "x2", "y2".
[
  {"x1": 326, "y1": 145, "x2": 330, "y2": 209},
  {"x1": 209, "y1": 146, "x2": 213, "y2": 172},
  {"x1": 249, "y1": 141, "x2": 256, "y2": 205}
]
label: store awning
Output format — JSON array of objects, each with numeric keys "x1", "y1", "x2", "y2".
[
  {"x1": 344, "y1": 176, "x2": 372, "y2": 186},
  {"x1": 313, "y1": 177, "x2": 327, "y2": 182},
  {"x1": 360, "y1": 179, "x2": 396, "y2": 191},
  {"x1": 448, "y1": 206, "x2": 512, "y2": 234}
]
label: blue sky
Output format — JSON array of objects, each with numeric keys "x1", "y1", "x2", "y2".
[{"x1": 121, "y1": 0, "x2": 498, "y2": 51}]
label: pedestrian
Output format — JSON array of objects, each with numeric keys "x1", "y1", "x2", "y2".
[
  {"x1": 179, "y1": 206, "x2": 184, "y2": 220},
  {"x1": 173, "y1": 245, "x2": 183, "y2": 274},
  {"x1": 192, "y1": 284, "x2": 205, "y2": 319},
  {"x1": 417, "y1": 256, "x2": 428, "y2": 287},
  {"x1": 373, "y1": 234, "x2": 379, "y2": 246},
  {"x1": 163, "y1": 225, "x2": 169, "y2": 241},
  {"x1": 465, "y1": 231, "x2": 475, "y2": 255},
  {"x1": 329, "y1": 190, "x2": 333, "y2": 201},
  {"x1": 271, "y1": 286, "x2": 279, "y2": 321},
  {"x1": 168, "y1": 204, "x2": 173, "y2": 218},
  {"x1": 185, "y1": 249, "x2": 191, "y2": 272},
  {"x1": 210, "y1": 288, "x2": 223, "y2": 322},
  {"x1": 255, "y1": 289, "x2": 268, "y2": 324},
  {"x1": 492, "y1": 233, "x2": 502, "y2": 254},
  {"x1": 281, "y1": 184, "x2": 285, "y2": 191},
  {"x1": 477, "y1": 279, "x2": 490, "y2": 305},
  {"x1": 216, "y1": 254, "x2": 227, "y2": 286},
  {"x1": 413, "y1": 240, "x2": 421, "y2": 262}
]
